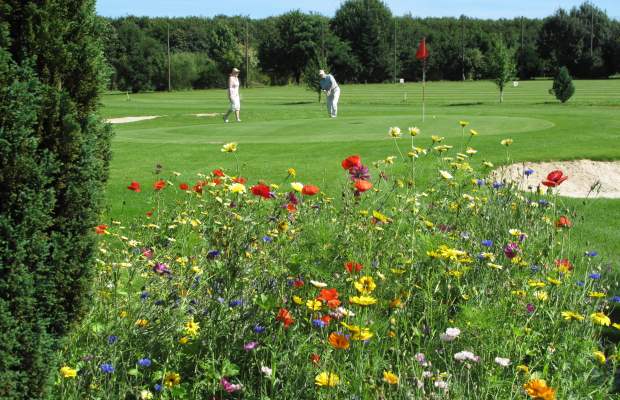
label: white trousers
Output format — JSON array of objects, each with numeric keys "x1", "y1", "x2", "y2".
[{"x1": 327, "y1": 87, "x2": 340, "y2": 117}]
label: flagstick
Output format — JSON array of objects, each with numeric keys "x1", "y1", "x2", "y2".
[{"x1": 422, "y1": 59, "x2": 426, "y2": 123}]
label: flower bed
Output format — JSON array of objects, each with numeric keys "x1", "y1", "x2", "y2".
[{"x1": 56, "y1": 124, "x2": 617, "y2": 399}]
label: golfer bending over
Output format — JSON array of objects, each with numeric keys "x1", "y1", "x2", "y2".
[{"x1": 319, "y1": 69, "x2": 340, "y2": 118}]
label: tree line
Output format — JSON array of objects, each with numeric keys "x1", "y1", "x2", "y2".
[{"x1": 99, "y1": 0, "x2": 620, "y2": 92}]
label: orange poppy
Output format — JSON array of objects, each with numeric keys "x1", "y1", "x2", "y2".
[{"x1": 328, "y1": 332, "x2": 350, "y2": 350}]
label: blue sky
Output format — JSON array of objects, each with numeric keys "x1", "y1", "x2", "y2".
[{"x1": 96, "y1": 0, "x2": 620, "y2": 19}]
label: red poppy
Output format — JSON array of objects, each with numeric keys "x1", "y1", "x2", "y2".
[
  {"x1": 212, "y1": 178, "x2": 222, "y2": 185},
  {"x1": 153, "y1": 180, "x2": 166, "y2": 191},
  {"x1": 302, "y1": 185, "x2": 319, "y2": 196},
  {"x1": 317, "y1": 288, "x2": 339, "y2": 302},
  {"x1": 542, "y1": 170, "x2": 568, "y2": 187},
  {"x1": 212, "y1": 169, "x2": 225, "y2": 177},
  {"x1": 320, "y1": 315, "x2": 332, "y2": 325},
  {"x1": 146, "y1": 210, "x2": 154, "y2": 217},
  {"x1": 292, "y1": 279, "x2": 304, "y2": 288},
  {"x1": 276, "y1": 308, "x2": 294, "y2": 328},
  {"x1": 193, "y1": 183, "x2": 203, "y2": 194},
  {"x1": 95, "y1": 224, "x2": 108, "y2": 234},
  {"x1": 310, "y1": 353, "x2": 321, "y2": 365},
  {"x1": 251, "y1": 183, "x2": 271, "y2": 199},
  {"x1": 287, "y1": 203, "x2": 297, "y2": 213},
  {"x1": 555, "y1": 216, "x2": 572, "y2": 228},
  {"x1": 127, "y1": 181, "x2": 141, "y2": 192},
  {"x1": 233, "y1": 176, "x2": 247, "y2": 184},
  {"x1": 179, "y1": 183, "x2": 189, "y2": 190},
  {"x1": 344, "y1": 261, "x2": 363, "y2": 273},
  {"x1": 354, "y1": 179, "x2": 373, "y2": 192},
  {"x1": 555, "y1": 258, "x2": 573, "y2": 271},
  {"x1": 342, "y1": 155, "x2": 362, "y2": 170}
]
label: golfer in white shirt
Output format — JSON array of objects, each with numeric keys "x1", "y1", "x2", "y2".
[{"x1": 319, "y1": 70, "x2": 340, "y2": 118}]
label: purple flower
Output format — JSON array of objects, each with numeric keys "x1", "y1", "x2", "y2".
[
  {"x1": 492, "y1": 182, "x2": 504, "y2": 189},
  {"x1": 524, "y1": 168, "x2": 534, "y2": 176},
  {"x1": 609, "y1": 296, "x2": 620, "y2": 303},
  {"x1": 538, "y1": 199, "x2": 549, "y2": 207},
  {"x1": 585, "y1": 251, "x2": 598, "y2": 257},
  {"x1": 589, "y1": 273, "x2": 601, "y2": 280},
  {"x1": 140, "y1": 291, "x2": 149, "y2": 300},
  {"x1": 207, "y1": 250, "x2": 221, "y2": 259},
  {"x1": 154, "y1": 384, "x2": 163, "y2": 392},
  {"x1": 526, "y1": 303, "x2": 535, "y2": 313},
  {"x1": 577, "y1": 281, "x2": 585, "y2": 287},
  {"x1": 244, "y1": 341, "x2": 258, "y2": 351},
  {"x1": 476, "y1": 179, "x2": 485, "y2": 186},
  {"x1": 220, "y1": 377, "x2": 242, "y2": 393},
  {"x1": 262, "y1": 236, "x2": 272, "y2": 243},
  {"x1": 349, "y1": 165, "x2": 371, "y2": 181},
  {"x1": 481, "y1": 240, "x2": 493, "y2": 247},
  {"x1": 229, "y1": 299, "x2": 243, "y2": 308},
  {"x1": 312, "y1": 319, "x2": 326, "y2": 328},
  {"x1": 100, "y1": 363, "x2": 114, "y2": 374},
  {"x1": 253, "y1": 325, "x2": 266, "y2": 334},
  {"x1": 503, "y1": 242, "x2": 520, "y2": 259},
  {"x1": 107, "y1": 335, "x2": 118, "y2": 345},
  {"x1": 137, "y1": 358, "x2": 152, "y2": 367},
  {"x1": 287, "y1": 191, "x2": 299, "y2": 205},
  {"x1": 153, "y1": 262, "x2": 171, "y2": 275}
]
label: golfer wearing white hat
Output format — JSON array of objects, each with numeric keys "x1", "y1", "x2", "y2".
[
  {"x1": 223, "y1": 67, "x2": 241, "y2": 123},
  {"x1": 319, "y1": 70, "x2": 340, "y2": 118}
]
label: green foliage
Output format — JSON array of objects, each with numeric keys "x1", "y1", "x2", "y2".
[
  {"x1": 0, "y1": 1, "x2": 112, "y2": 398},
  {"x1": 551, "y1": 66, "x2": 576, "y2": 103},
  {"x1": 332, "y1": 0, "x2": 393, "y2": 82},
  {"x1": 487, "y1": 38, "x2": 516, "y2": 103},
  {"x1": 170, "y1": 52, "x2": 199, "y2": 90}
]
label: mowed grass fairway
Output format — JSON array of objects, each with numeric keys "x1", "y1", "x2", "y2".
[{"x1": 102, "y1": 80, "x2": 620, "y2": 264}]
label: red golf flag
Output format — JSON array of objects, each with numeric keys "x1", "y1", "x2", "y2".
[{"x1": 416, "y1": 37, "x2": 429, "y2": 60}]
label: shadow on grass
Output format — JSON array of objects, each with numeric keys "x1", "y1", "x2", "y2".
[
  {"x1": 280, "y1": 101, "x2": 314, "y2": 105},
  {"x1": 446, "y1": 102, "x2": 484, "y2": 107}
]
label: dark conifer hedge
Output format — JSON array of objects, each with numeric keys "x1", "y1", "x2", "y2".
[{"x1": 0, "y1": 1, "x2": 112, "y2": 398}]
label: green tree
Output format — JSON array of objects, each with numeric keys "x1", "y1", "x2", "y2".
[
  {"x1": 487, "y1": 38, "x2": 516, "y2": 103},
  {"x1": 332, "y1": 0, "x2": 392, "y2": 82},
  {"x1": 0, "y1": 1, "x2": 112, "y2": 398},
  {"x1": 550, "y1": 66, "x2": 575, "y2": 103}
]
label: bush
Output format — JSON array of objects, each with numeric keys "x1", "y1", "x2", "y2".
[
  {"x1": 0, "y1": 1, "x2": 112, "y2": 398},
  {"x1": 551, "y1": 66, "x2": 575, "y2": 103}
]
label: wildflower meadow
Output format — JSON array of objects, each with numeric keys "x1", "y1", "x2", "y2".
[{"x1": 55, "y1": 126, "x2": 618, "y2": 399}]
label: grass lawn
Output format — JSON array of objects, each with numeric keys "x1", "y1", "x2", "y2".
[{"x1": 101, "y1": 79, "x2": 620, "y2": 266}]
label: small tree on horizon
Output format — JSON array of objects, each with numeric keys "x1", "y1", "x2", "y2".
[
  {"x1": 487, "y1": 38, "x2": 516, "y2": 103},
  {"x1": 551, "y1": 66, "x2": 575, "y2": 103},
  {"x1": 303, "y1": 57, "x2": 325, "y2": 103}
]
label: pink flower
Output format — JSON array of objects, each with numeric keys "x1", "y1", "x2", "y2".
[
  {"x1": 220, "y1": 378, "x2": 242, "y2": 393},
  {"x1": 244, "y1": 341, "x2": 258, "y2": 351}
]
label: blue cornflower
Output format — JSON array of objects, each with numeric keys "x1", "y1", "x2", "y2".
[
  {"x1": 229, "y1": 299, "x2": 243, "y2": 308},
  {"x1": 312, "y1": 319, "x2": 326, "y2": 328},
  {"x1": 154, "y1": 384, "x2": 163, "y2": 392},
  {"x1": 207, "y1": 250, "x2": 221, "y2": 259},
  {"x1": 481, "y1": 240, "x2": 493, "y2": 247},
  {"x1": 262, "y1": 236, "x2": 273, "y2": 243},
  {"x1": 492, "y1": 182, "x2": 504, "y2": 189},
  {"x1": 531, "y1": 265, "x2": 540, "y2": 273},
  {"x1": 524, "y1": 168, "x2": 534, "y2": 176},
  {"x1": 609, "y1": 296, "x2": 620, "y2": 303},
  {"x1": 253, "y1": 325, "x2": 266, "y2": 334},
  {"x1": 589, "y1": 273, "x2": 601, "y2": 280},
  {"x1": 100, "y1": 363, "x2": 114, "y2": 374},
  {"x1": 577, "y1": 281, "x2": 585, "y2": 287},
  {"x1": 140, "y1": 291, "x2": 149, "y2": 300},
  {"x1": 476, "y1": 253, "x2": 486, "y2": 261},
  {"x1": 538, "y1": 199, "x2": 549, "y2": 207},
  {"x1": 107, "y1": 335, "x2": 118, "y2": 345},
  {"x1": 585, "y1": 251, "x2": 598, "y2": 257},
  {"x1": 476, "y1": 179, "x2": 485, "y2": 186},
  {"x1": 137, "y1": 358, "x2": 152, "y2": 367}
]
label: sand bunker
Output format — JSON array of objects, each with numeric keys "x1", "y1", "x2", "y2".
[
  {"x1": 494, "y1": 160, "x2": 620, "y2": 198},
  {"x1": 191, "y1": 113, "x2": 220, "y2": 117},
  {"x1": 106, "y1": 116, "x2": 160, "y2": 124}
]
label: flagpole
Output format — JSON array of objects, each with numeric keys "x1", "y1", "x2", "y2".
[{"x1": 422, "y1": 58, "x2": 426, "y2": 123}]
